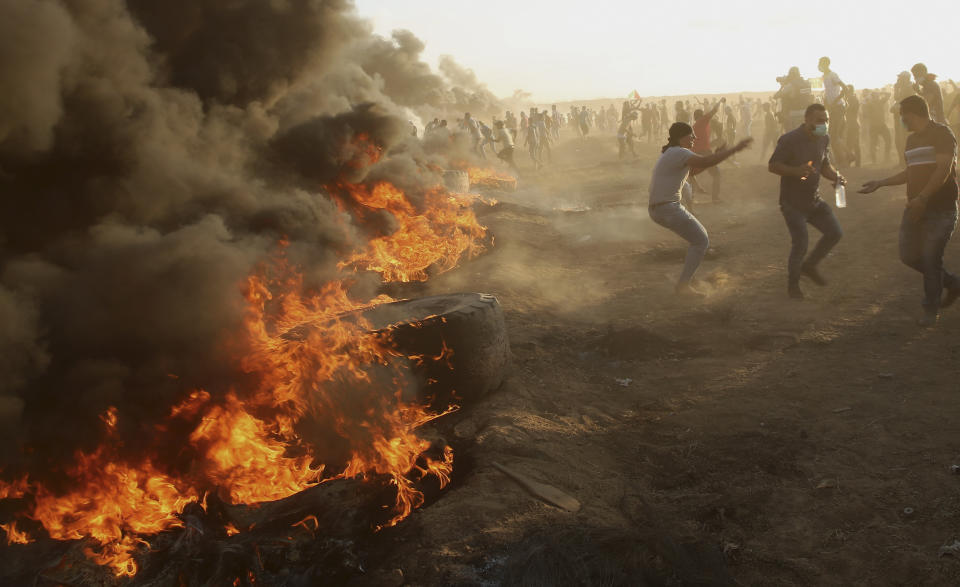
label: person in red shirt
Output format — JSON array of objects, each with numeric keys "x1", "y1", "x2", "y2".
[{"x1": 690, "y1": 98, "x2": 725, "y2": 204}]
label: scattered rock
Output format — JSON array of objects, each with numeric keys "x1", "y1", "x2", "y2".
[{"x1": 939, "y1": 540, "x2": 960, "y2": 557}]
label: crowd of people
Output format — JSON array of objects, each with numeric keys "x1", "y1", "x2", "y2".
[
  {"x1": 411, "y1": 58, "x2": 959, "y2": 327},
  {"x1": 415, "y1": 57, "x2": 960, "y2": 175},
  {"x1": 647, "y1": 58, "x2": 959, "y2": 328}
]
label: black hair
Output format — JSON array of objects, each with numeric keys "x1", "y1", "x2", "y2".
[
  {"x1": 900, "y1": 95, "x2": 929, "y2": 118},
  {"x1": 804, "y1": 103, "x2": 826, "y2": 118},
  {"x1": 662, "y1": 122, "x2": 693, "y2": 153}
]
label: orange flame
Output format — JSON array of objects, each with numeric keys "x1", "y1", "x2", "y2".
[
  {"x1": 336, "y1": 182, "x2": 488, "y2": 282},
  {"x1": 0, "y1": 135, "x2": 490, "y2": 577},
  {"x1": 0, "y1": 521, "x2": 31, "y2": 545},
  {"x1": 0, "y1": 476, "x2": 29, "y2": 500},
  {"x1": 465, "y1": 166, "x2": 517, "y2": 191},
  {"x1": 189, "y1": 392, "x2": 322, "y2": 504}
]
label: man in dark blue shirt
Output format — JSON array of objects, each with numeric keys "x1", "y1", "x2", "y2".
[{"x1": 768, "y1": 103, "x2": 847, "y2": 299}]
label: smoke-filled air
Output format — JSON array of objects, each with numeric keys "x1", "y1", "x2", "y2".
[{"x1": 2, "y1": 0, "x2": 960, "y2": 585}]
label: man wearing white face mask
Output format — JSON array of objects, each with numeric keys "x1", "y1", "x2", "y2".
[{"x1": 768, "y1": 103, "x2": 847, "y2": 300}]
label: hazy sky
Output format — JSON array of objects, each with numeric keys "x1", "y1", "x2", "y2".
[{"x1": 354, "y1": 0, "x2": 960, "y2": 102}]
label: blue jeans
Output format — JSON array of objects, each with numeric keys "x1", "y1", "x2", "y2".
[
  {"x1": 899, "y1": 206, "x2": 959, "y2": 311},
  {"x1": 780, "y1": 199, "x2": 843, "y2": 285},
  {"x1": 649, "y1": 201, "x2": 709, "y2": 285}
]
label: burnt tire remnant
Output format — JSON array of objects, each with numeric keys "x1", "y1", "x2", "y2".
[
  {"x1": 369, "y1": 293, "x2": 510, "y2": 408},
  {"x1": 284, "y1": 293, "x2": 510, "y2": 408},
  {"x1": 442, "y1": 170, "x2": 470, "y2": 193}
]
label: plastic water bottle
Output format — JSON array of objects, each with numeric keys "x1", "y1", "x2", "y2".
[{"x1": 835, "y1": 183, "x2": 847, "y2": 208}]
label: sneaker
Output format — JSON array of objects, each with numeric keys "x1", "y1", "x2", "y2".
[
  {"x1": 942, "y1": 286, "x2": 960, "y2": 309},
  {"x1": 800, "y1": 263, "x2": 827, "y2": 286},
  {"x1": 788, "y1": 284, "x2": 805, "y2": 300},
  {"x1": 918, "y1": 311, "x2": 939, "y2": 327}
]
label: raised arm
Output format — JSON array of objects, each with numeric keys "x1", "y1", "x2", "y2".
[
  {"x1": 688, "y1": 138, "x2": 753, "y2": 169},
  {"x1": 699, "y1": 101, "x2": 722, "y2": 123}
]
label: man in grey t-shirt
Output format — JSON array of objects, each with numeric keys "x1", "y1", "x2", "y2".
[{"x1": 648, "y1": 122, "x2": 753, "y2": 296}]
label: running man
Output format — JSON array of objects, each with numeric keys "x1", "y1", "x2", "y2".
[
  {"x1": 493, "y1": 120, "x2": 518, "y2": 171},
  {"x1": 523, "y1": 115, "x2": 542, "y2": 170},
  {"x1": 463, "y1": 113, "x2": 482, "y2": 156},
  {"x1": 819, "y1": 57, "x2": 848, "y2": 141},
  {"x1": 859, "y1": 95, "x2": 960, "y2": 326},
  {"x1": 617, "y1": 112, "x2": 638, "y2": 160},
  {"x1": 768, "y1": 103, "x2": 846, "y2": 300},
  {"x1": 912, "y1": 63, "x2": 946, "y2": 124},
  {"x1": 648, "y1": 122, "x2": 753, "y2": 296}
]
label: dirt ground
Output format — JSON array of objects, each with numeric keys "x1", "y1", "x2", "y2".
[{"x1": 356, "y1": 127, "x2": 960, "y2": 586}]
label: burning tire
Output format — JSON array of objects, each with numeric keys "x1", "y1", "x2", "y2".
[
  {"x1": 368, "y1": 293, "x2": 510, "y2": 407},
  {"x1": 284, "y1": 293, "x2": 510, "y2": 407},
  {"x1": 442, "y1": 170, "x2": 470, "y2": 194}
]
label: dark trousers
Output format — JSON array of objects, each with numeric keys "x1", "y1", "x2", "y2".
[
  {"x1": 497, "y1": 146, "x2": 517, "y2": 171},
  {"x1": 899, "y1": 206, "x2": 959, "y2": 311},
  {"x1": 780, "y1": 199, "x2": 843, "y2": 285}
]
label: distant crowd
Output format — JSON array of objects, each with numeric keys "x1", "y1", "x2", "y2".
[{"x1": 412, "y1": 59, "x2": 960, "y2": 175}]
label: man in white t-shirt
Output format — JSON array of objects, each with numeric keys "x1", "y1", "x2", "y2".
[{"x1": 819, "y1": 57, "x2": 848, "y2": 138}]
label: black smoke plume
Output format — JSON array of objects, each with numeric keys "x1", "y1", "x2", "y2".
[{"x1": 0, "y1": 0, "x2": 505, "y2": 480}]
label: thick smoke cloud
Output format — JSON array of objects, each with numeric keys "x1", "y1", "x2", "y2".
[
  {"x1": 0, "y1": 0, "x2": 74, "y2": 153},
  {"x1": 126, "y1": 0, "x2": 366, "y2": 107},
  {"x1": 0, "y1": 0, "x2": 509, "y2": 478}
]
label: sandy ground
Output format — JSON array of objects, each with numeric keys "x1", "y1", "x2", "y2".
[{"x1": 354, "y1": 127, "x2": 960, "y2": 585}]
